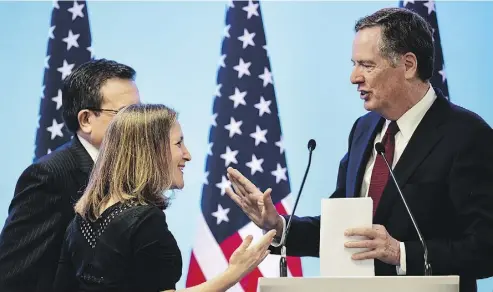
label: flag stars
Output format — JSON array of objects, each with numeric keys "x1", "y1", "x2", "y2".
[
  {"x1": 220, "y1": 146, "x2": 239, "y2": 166},
  {"x1": 271, "y1": 163, "x2": 287, "y2": 183},
  {"x1": 62, "y1": 30, "x2": 80, "y2": 50},
  {"x1": 87, "y1": 46, "x2": 95, "y2": 58},
  {"x1": 238, "y1": 29, "x2": 256, "y2": 49},
  {"x1": 233, "y1": 58, "x2": 251, "y2": 78},
  {"x1": 44, "y1": 55, "x2": 50, "y2": 69},
  {"x1": 215, "y1": 84, "x2": 222, "y2": 97},
  {"x1": 211, "y1": 113, "x2": 218, "y2": 127},
  {"x1": 212, "y1": 204, "x2": 230, "y2": 225},
  {"x1": 41, "y1": 85, "x2": 45, "y2": 99},
  {"x1": 423, "y1": 0, "x2": 436, "y2": 15},
  {"x1": 224, "y1": 24, "x2": 231, "y2": 38},
  {"x1": 224, "y1": 117, "x2": 243, "y2": 138},
  {"x1": 218, "y1": 54, "x2": 226, "y2": 68},
  {"x1": 275, "y1": 136, "x2": 285, "y2": 154},
  {"x1": 250, "y1": 125, "x2": 268, "y2": 146},
  {"x1": 246, "y1": 154, "x2": 264, "y2": 175},
  {"x1": 207, "y1": 142, "x2": 213, "y2": 156},
  {"x1": 203, "y1": 171, "x2": 209, "y2": 185},
  {"x1": 438, "y1": 66, "x2": 446, "y2": 83},
  {"x1": 216, "y1": 175, "x2": 232, "y2": 195},
  {"x1": 52, "y1": 89, "x2": 63, "y2": 110},
  {"x1": 68, "y1": 1, "x2": 85, "y2": 20},
  {"x1": 258, "y1": 67, "x2": 273, "y2": 87},
  {"x1": 229, "y1": 87, "x2": 247, "y2": 108},
  {"x1": 243, "y1": 0, "x2": 259, "y2": 19},
  {"x1": 57, "y1": 60, "x2": 75, "y2": 80},
  {"x1": 46, "y1": 119, "x2": 64, "y2": 140},
  {"x1": 254, "y1": 96, "x2": 271, "y2": 117},
  {"x1": 48, "y1": 26, "x2": 56, "y2": 39},
  {"x1": 402, "y1": 0, "x2": 414, "y2": 6}
]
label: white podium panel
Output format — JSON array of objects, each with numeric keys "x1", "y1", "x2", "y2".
[{"x1": 258, "y1": 276, "x2": 459, "y2": 292}]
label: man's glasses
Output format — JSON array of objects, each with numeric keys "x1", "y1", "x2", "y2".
[{"x1": 86, "y1": 108, "x2": 120, "y2": 115}]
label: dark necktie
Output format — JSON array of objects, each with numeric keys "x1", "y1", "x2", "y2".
[{"x1": 368, "y1": 121, "x2": 400, "y2": 215}]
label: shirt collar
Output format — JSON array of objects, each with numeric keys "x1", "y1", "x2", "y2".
[
  {"x1": 386, "y1": 85, "x2": 437, "y2": 141},
  {"x1": 77, "y1": 134, "x2": 99, "y2": 162}
]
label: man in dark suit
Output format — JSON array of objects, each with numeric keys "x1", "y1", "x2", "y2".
[
  {"x1": 0, "y1": 59, "x2": 140, "y2": 292},
  {"x1": 225, "y1": 8, "x2": 493, "y2": 292}
]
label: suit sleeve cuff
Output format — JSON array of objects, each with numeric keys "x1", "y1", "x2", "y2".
[
  {"x1": 396, "y1": 242, "x2": 407, "y2": 275},
  {"x1": 264, "y1": 215, "x2": 286, "y2": 247}
]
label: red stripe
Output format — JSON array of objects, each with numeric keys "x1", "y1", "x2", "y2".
[
  {"x1": 185, "y1": 251, "x2": 207, "y2": 287},
  {"x1": 220, "y1": 232, "x2": 264, "y2": 291},
  {"x1": 275, "y1": 201, "x2": 304, "y2": 276},
  {"x1": 240, "y1": 264, "x2": 263, "y2": 291}
]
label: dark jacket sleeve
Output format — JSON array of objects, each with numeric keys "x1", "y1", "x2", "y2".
[
  {"x1": 130, "y1": 208, "x2": 182, "y2": 292},
  {"x1": 274, "y1": 118, "x2": 360, "y2": 257},
  {"x1": 53, "y1": 225, "x2": 77, "y2": 292},
  {"x1": 0, "y1": 163, "x2": 68, "y2": 291},
  {"x1": 405, "y1": 123, "x2": 493, "y2": 278}
]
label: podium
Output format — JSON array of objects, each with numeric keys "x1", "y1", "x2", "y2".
[{"x1": 258, "y1": 276, "x2": 459, "y2": 292}]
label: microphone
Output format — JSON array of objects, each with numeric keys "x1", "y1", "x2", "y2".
[
  {"x1": 280, "y1": 139, "x2": 317, "y2": 277},
  {"x1": 374, "y1": 142, "x2": 432, "y2": 276}
]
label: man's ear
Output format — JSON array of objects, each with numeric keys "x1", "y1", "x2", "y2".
[{"x1": 77, "y1": 110, "x2": 92, "y2": 134}]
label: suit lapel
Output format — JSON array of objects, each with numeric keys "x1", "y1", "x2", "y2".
[
  {"x1": 347, "y1": 114, "x2": 384, "y2": 197},
  {"x1": 373, "y1": 93, "x2": 450, "y2": 222}
]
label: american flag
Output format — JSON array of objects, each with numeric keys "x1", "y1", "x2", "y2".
[
  {"x1": 400, "y1": 0, "x2": 450, "y2": 100},
  {"x1": 34, "y1": 0, "x2": 93, "y2": 161},
  {"x1": 186, "y1": 1, "x2": 303, "y2": 291}
]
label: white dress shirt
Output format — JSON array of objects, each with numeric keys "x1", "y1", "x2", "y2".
[
  {"x1": 271, "y1": 85, "x2": 437, "y2": 275},
  {"x1": 77, "y1": 134, "x2": 99, "y2": 162}
]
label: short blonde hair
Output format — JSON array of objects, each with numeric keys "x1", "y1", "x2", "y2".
[{"x1": 75, "y1": 103, "x2": 177, "y2": 221}]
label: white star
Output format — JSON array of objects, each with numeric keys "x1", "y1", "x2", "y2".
[
  {"x1": 224, "y1": 117, "x2": 243, "y2": 138},
  {"x1": 211, "y1": 113, "x2": 218, "y2": 127},
  {"x1": 207, "y1": 142, "x2": 213, "y2": 156},
  {"x1": 254, "y1": 96, "x2": 272, "y2": 117},
  {"x1": 203, "y1": 171, "x2": 209, "y2": 185},
  {"x1": 233, "y1": 58, "x2": 251, "y2": 78},
  {"x1": 53, "y1": 0, "x2": 59, "y2": 9},
  {"x1": 44, "y1": 55, "x2": 50, "y2": 69},
  {"x1": 87, "y1": 46, "x2": 95, "y2": 58},
  {"x1": 41, "y1": 85, "x2": 45, "y2": 99},
  {"x1": 242, "y1": 0, "x2": 259, "y2": 19},
  {"x1": 423, "y1": 0, "x2": 435, "y2": 15},
  {"x1": 439, "y1": 67, "x2": 446, "y2": 83},
  {"x1": 224, "y1": 24, "x2": 231, "y2": 38},
  {"x1": 246, "y1": 154, "x2": 264, "y2": 175},
  {"x1": 227, "y1": 0, "x2": 235, "y2": 8},
  {"x1": 48, "y1": 26, "x2": 55, "y2": 39},
  {"x1": 216, "y1": 175, "x2": 232, "y2": 195},
  {"x1": 62, "y1": 30, "x2": 80, "y2": 50},
  {"x1": 212, "y1": 204, "x2": 230, "y2": 225},
  {"x1": 238, "y1": 29, "x2": 256, "y2": 49},
  {"x1": 271, "y1": 163, "x2": 287, "y2": 184},
  {"x1": 229, "y1": 87, "x2": 247, "y2": 108},
  {"x1": 52, "y1": 89, "x2": 63, "y2": 110},
  {"x1": 250, "y1": 125, "x2": 268, "y2": 146},
  {"x1": 218, "y1": 54, "x2": 226, "y2": 68},
  {"x1": 215, "y1": 83, "x2": 222, "y2": 97},
  {"x1": 402, "y1": 0, "x2": 414, "y2": 6},
  {"x1": 68, "y1": 1, "x2": 85, "y2": 20},
  {"x1": 258, "y1": 67, "x2": 273, "y2": 87},
  {"x1": 47, "y1": 149, "x2": 52, "y2": 154},
  {"x1": 220, "y1": 146, "x2": 239, "y2": 167},
  {"x1": 57, "y1": 60, "x2": 75, "y2": 80},
  {"x1": 275, "y1": 136, "x2": 285, "y2": 154},
  {"x1": 46, "y1": 119, "x2": 64, "y2": 140}
]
